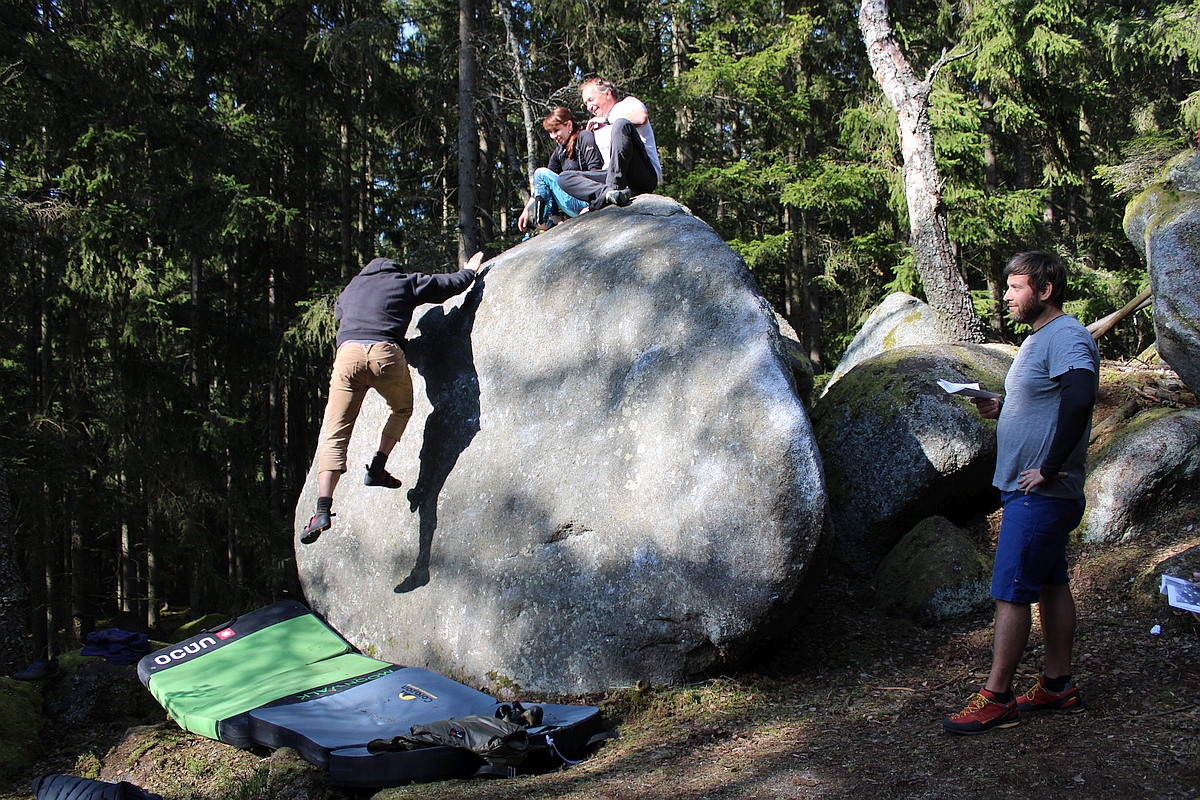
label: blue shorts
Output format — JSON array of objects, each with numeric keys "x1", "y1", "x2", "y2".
[{"x1": 991, "y1": 491, "x2": 1085, "y2": 604}]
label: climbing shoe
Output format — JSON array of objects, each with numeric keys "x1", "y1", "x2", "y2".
[
  {"x1": 301, "y1": 509, "x2": 333, "y2": 544},
  {"x1": 364, "y1": 464, "x2": 402, "y2": 489},
  {"x1": 942, "y1": 688, "x2": 1019, "y2": 734},
  {"x1": 495, "y1": 701, "x2": 544, "y2": 727},
  {"x1": 603, "y1": 188, "x2": 631, "y2": 207},
  {"x1": 1016, "y1": 675, "x2": 1083, "y2": 713}
]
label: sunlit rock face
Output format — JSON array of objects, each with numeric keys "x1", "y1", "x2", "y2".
[
  {"x1": 1081, "y1": 408, "x2": 1200, "y2": 544},
  {"x1": 823, "y1": 292, "x2": 950, "y2": 396},
  {"x1": 295, "y1": 195, "x2": 828, "y2": 694}
]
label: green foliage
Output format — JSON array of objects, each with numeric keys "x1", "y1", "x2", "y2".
[
  {"x1": 1095, "y1": 134, "x2": 1188, "y2": 197},
  {"x1": 283, "y1": 287, "x2": 342, "y2": 370}
]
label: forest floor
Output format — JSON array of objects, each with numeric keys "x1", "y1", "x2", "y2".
[{"x1": 2, "y1": 363, "x2": 1199, "y2": 800}]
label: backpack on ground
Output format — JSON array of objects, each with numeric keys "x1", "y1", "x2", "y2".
[{"x1": 369, "y1": 712, "x2": 531, "y2": 774}]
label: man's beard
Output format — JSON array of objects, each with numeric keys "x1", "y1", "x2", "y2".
[{"x1": 1009, "y1": 293, "x2": 1046, "y2": 325}]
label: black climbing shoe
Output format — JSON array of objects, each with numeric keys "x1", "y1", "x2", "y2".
[
  {"x1": 301, "y1": 509, "x2": 333, "y2": 544},
  {"x1": 364, "y1": 464, "x2": 402, "y2": 489},
  {"x1": 604, "y1": 188, "x2": 631, "y2": 207},
  {"x1": 496, "y1": 701, "x2": 544, "y2": 727},
  {"x1": 368, "y1": 736, "x2": 408, "y2": 754},
  {"x1": 531, "y1": 195, "x2": 548, "y2": 227}
]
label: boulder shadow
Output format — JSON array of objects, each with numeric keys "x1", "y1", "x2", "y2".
[{"x1": 394, "y1": 276, "x2": 486, "y2": 593}]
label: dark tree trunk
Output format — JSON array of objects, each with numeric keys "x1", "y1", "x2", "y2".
[
  {"x1": 0, "y1": 457, "x2": 31, "y2": 675},
  {"x1": 497, "y1": 0, "x2": 536, "y2": 190},
  {"x1": 341, "y1": 121, "x2": 355, "y2": 278},
  {"x1": 979, "y1": 83, "x2": 1005, "y2": 333},
  {"x1": 457, "y1": 0, "x2": 481, "y2": 261},
  {"x1": 671, "y1": 4, "x2": 694, "y2": 173}
]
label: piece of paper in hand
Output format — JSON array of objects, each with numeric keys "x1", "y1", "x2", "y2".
[{"x1": 936, "y1": 379, "x2": 1001, "y2": 399}]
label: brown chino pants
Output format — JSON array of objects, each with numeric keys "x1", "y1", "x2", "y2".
[{"x1": 316, "y1": 342, "x2": 414, "y2": 474}]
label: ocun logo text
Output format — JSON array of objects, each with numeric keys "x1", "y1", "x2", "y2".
[{"x1": 154, "y1": 636, "x2": 219, "y2": 666}]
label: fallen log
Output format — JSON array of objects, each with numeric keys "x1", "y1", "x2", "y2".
[{"x1": 1088, "y1": 286, "x2": 1153, "y2": 341}]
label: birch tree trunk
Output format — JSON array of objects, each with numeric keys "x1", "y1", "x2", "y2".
[{"x1": 858, "y1": 0, "x2": 987, "y2": 343}]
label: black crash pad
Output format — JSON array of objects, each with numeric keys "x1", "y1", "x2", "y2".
[{"x1": 137, "y1": 601, "x2": 607, "y2": 786}]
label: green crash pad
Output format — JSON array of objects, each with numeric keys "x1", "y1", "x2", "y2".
[{"x1": 138, "y1": 601, "x2": 388, "y2": 742}]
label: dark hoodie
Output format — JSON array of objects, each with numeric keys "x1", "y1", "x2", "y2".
[
  {"x1": 334, "y1": 258, "x2": 476, "y2": 348},
  {"x1": 547, "y1": 129, "x2": 602, "y2": 174}
]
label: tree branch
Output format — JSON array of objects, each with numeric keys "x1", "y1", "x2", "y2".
[{"x1": 924, "y1": 45, "x2": 979, "y2": 89}]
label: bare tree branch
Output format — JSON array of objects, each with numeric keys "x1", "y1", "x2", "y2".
[{"x1": 923, "y1": 45, "x2": 980, "y2": 90}]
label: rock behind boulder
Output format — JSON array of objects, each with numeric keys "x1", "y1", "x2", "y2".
[
  {"x1": 823, "y1": 292, "x2": 950, "y2": 395},
  {"x1": 1081, "y1": 408, "x2": 1200, "y2": 543},
  {"x1": 814, "y1": 343, "x2": 1012, "y2": 571},
  {"x1": 1125, "y1": 150, "x2": 1200, "y2": 394},
  {"x1": 874, "y1": 516, "x2": 993, "y2": 624},
  {"x1": 295, "y1": 196, "x2": 827, "y2": 694}
]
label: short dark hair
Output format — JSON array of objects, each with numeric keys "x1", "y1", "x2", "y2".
[{"x1": 1004, "y1": 250, "x2": 1067, "y2": 307}]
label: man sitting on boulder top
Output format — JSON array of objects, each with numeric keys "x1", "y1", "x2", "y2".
[
  {"x1": 557, "y1": 76, "x2": 661, "y2": 212},
  {"x1": 300, "y1": 251, "x2": 483, "y2": 545}
]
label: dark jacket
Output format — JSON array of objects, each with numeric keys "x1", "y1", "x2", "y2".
[
  {"x1": 546, "y1": 129, "x2": 602, "y2": 174},
  {"x1": 334, "y1": 258, "x2": 476, "y2": 348}
]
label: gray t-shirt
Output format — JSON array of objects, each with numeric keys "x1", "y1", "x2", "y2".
[{"x1": 994, "y1": 314, "x2": 1100, "y2": 498}]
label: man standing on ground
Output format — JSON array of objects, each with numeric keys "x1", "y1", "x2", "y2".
[
  {"x1": 300, "y1": 251, "x2": 484, "y2": 544},
  {"x1": 558, "y1": 76, "x2": 661, "y2": 211},
  {"x1": 943, "y1": 250, "x2": 1099, "y2": 734}
]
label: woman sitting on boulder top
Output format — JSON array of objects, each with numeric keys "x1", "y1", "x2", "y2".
[{"x1": 517, "y1": 107, "x2": 603, "y2": 235}]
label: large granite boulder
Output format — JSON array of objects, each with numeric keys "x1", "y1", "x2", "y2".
[
  {"x1": 1125, "y1": 150, "x2": 1200, "y2": 394},
  {"x1": 874, "y1": 516, "x2": 993, "y2": 624},
  {"x1": 1080, "y1": 408, "x2": 1200, "y2": 543},
  {"x1": 295, "y1": 195, "x2": 828, "y2": 694},
  {"x1": 813, "y1": 343, "x2": 1012, "y2": 571},
  {"x1": 822, "y1": 293, "x2": 950, "y2": 395}
]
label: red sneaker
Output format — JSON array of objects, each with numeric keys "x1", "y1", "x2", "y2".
[
  {"x1": 1016, "y1": 676, "x2": 1083, "y2": 713},
  {"x1": 942, "y1": 688, "x2": 1019, "y2": 734}
]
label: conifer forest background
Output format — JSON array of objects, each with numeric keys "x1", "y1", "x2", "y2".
[{"x1": 1, "y1": 0, "x2": 1198, "y2": 655}]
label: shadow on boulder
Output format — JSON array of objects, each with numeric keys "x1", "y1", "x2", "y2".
[{"x1": 396, "y1": 279, "x2": 486, "y2": 594}]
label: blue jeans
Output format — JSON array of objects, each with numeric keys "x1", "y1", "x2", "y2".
[{"x1": 532, "y1": 168, "x2": 587, "y2": 219}]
